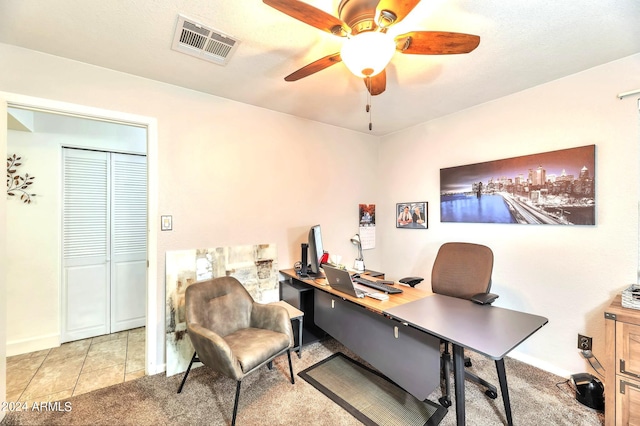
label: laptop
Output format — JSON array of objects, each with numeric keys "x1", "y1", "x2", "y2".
[{"x1": 323, "y1": 264, "x2": 368, "y2": 298}]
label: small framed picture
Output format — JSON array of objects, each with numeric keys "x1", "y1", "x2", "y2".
[
  {"x1": 161, "y1": 215, "x2": 173, "y2": 231},
  {"x1": 396, "y1": 202, "x2": 428, "y2": 229}
]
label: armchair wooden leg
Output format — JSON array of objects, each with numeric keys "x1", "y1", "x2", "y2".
[
  {"x1": 287, "y1": 349, "x2": 295, "y2": 384},
  {"x1": 232, "y1": 380, "x2": 242, "y2": 426},
  {"x1": 177, "y1": 351, "x2": 198, "y2": 394}
]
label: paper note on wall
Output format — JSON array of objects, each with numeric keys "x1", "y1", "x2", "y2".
[
  {"x1": 359, "y1": 226, "x2": 375, "y2": 250},
  {"x1": 359, "y1": 204, "x2": 375, "y2": 250}
]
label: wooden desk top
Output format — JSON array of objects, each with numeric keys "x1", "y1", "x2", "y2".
[
  {"x1": 280, "y1": 268, "x2": 432, "y2": 315},
  {"x1": 270, "y1": 300, "x2": 304, "y2": 319}
]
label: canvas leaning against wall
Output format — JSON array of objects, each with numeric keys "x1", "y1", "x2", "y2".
[
  {"x1": 440, "y1": 145, "x2": 595, "y2": 225},
  {"x1": 165, "y1": 244, "x2": 278, "y2": 376}
]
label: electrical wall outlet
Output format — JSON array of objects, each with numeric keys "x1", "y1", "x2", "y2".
[{"x1": 578, "y1": 334, "x2": 593, "y2": 351}]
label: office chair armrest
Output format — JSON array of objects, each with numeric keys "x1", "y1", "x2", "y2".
[{"x1": 470, "y1": 292, "x2": 499, "y2": 305}]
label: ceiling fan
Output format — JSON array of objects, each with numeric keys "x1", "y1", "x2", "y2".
[{"x1": 263, "y1": 0, "x2": 480, "y2": 96}]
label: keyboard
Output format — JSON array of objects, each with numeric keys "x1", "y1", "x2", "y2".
[{"x1": 353, "y1": 277, "x2": 403, "y2": 294}]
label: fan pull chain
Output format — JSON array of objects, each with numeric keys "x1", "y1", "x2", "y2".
[{"x1": 365, "y1": 77, "x2": 373, "y2": 131}]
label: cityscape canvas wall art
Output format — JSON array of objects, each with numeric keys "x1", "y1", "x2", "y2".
[
  {"x1": 165, "y1": 244, "x2": 278, "y2": 376},
  {"x1": 440, "y1": 145, "x2": 595, "y2": 225}
]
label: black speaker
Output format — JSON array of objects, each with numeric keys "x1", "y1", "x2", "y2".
[
  {"x1": 299, "y1": 243, "x2": 308, "y2": 276},
  {"x1": 570, "y1": 373, "x2": 604, "y2": 411}
]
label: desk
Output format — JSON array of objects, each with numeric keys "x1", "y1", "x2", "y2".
[
  {"x1": 385, "y1": 295, "x2": 548, "y2": 426},
  {"x1": 280, "y1": 269, "x2": 548, "y2": 425},
  {"x1": 280, "y1": 269, "x2": 440, "y2": 401}
]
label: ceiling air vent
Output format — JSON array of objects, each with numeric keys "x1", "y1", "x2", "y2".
[{"x1": 171, "y1": 14, "x2": 240, "y2": 65}]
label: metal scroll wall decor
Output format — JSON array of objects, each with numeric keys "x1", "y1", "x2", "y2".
[{"x1": 7, "y1": 154, "x2": 36, "y2": 204}]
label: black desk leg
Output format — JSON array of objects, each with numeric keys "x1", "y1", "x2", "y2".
[
  {"x1": 297, "y1": 317, "x2": 303, "y2": 358},
  {"x1": 453, "y1": 344, "x2": 466, "y2": 426},
  {"x1": 495, "y1": 359, "x2": 513, "y2": 426}
]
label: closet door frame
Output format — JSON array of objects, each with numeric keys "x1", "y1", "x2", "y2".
[{"x1": 2, "y1": 91, "x2": 162, "y2": 375}]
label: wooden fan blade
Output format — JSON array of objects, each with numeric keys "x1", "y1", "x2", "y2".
[
  {"x1": 263, "y1": 0, "x2": 349, "y2": 36},
  {"x1": 285, "y1": 53, "x2": 342, "y2": 81},
  {"x1": 364, "y1": 69, "x2": 386, "y2": 96},
  {"x1": 395, "y1": 31, "x2": 480, "y2": 54},
  {"x1": 376, "y1": 0, "x2": 421, "y2": 27}
]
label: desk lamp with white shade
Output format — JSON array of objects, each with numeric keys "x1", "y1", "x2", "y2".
[{"x1": 351, "y1": 234, "x2": 365, "y2": 272}]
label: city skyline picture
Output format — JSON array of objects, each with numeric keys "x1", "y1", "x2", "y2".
[{"x1": 440, "y1": 145, "x2": 595, "y2": 225}]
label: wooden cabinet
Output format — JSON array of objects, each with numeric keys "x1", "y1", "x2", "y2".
[{"x1": 604, "y1": 295, "x2": 640, "y2": 425}]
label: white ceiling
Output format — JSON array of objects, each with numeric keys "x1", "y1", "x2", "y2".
[{"x1": 1, "y1": 0, "x2": 639, "y2": 136}]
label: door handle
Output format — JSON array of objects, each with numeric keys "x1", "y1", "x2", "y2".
[
  {"x1": 620, "y1": 359, "x2": 640, "y2": 379},
  {"x1": 620, "y1": 379, "x2": 640, "y2": 394}
]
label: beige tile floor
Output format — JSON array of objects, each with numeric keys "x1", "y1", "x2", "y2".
[{"x1": 6, "y1": 327, "x2": 145, "y2": 404}]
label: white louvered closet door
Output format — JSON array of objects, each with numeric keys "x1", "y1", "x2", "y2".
[
  {"x1": 110, "y1": 153, "x2": 147, "y2": 333},
  {"x1": 62, "y1": 149, "x2": 110, "y2": 342},
  {"x1": 62, "y1": 149, "x2": 147, "y2": 343}
]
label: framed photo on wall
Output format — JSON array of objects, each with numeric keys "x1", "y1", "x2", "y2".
[{"x1": 396, "y1": 202, "x2": 428, "y2": 229}]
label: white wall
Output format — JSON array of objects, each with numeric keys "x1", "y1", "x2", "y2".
[
  {"x1": 379, "y1": 53, "x2": 640, "y2": 376},
  {"x1": 6, "y1": 131, "x2": 60, "y2": 354},
  {"x1": 0, "y1": 43, "x2": 381, "y2": 373},
  {"x1": 1, "y1": 97, "x2": 8, "y2": 423},
  {"x1": 2, "y1": 41, "x2": 639, "y2": 381},
  {"x1": 6, "y1": 112, "x2": 146, "y2": 356}
]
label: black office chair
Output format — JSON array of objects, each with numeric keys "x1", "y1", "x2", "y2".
[{"x1": 431, "y1": 242, "x2": 499, "y2": 408}]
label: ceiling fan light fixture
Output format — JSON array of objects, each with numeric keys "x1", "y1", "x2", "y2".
[
  {"x1": 377, "y1": 10, "x2": 397, "y2": 29},
  {"x1": 340, "y1": 31, "x2": 395, "y2": 78}
]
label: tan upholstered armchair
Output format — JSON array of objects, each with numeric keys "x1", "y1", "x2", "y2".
[{"x1": 177, "y1": 276, "x2": 295, "y2": 426}]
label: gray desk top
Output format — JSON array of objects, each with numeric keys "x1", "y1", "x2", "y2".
[{"x1": 384, "y1": 294, "x2": 548, "y2": 360}]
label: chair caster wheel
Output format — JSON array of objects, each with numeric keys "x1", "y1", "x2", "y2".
[
  {"x1": 485, "y1": 390, "x2": 498, "y2": 399},
  {"x1": 439, "y1": 396, "x2": 452, "y2": 407},
  {"x1": 464, "y1": 360, "x2": 472, "y2": 367}
]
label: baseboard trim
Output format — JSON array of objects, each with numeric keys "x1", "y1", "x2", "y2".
[
  {"x1": 509, "y1": 350, "x2": 572, "y2": 378},
  {"x1": 7, "y1": 333, "x2": 60, "y2": 357},
  {"x1": 150, "y1": 363, "x2": 166, "y2": 375}
]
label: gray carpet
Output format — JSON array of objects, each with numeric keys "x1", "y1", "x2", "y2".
[{"x1": 1, "y1": 338, "x2": 604, "y2": 426}]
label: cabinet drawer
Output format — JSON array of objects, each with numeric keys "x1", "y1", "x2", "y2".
[
  {"x1": 615, "y1": 376, "x2": 640, "y2": 425},
  {"x1": 616, "y1": 322, "x2": 640, "y2": 379}
]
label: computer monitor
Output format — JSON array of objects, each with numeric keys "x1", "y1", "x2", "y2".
[{"x1": 308, "y1": 224, "x2": 324, "y2": 275}]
